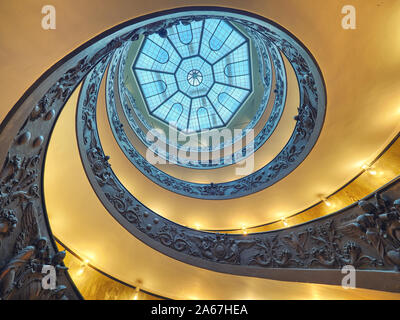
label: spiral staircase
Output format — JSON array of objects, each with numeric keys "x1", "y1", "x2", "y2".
[{"x1": 0, "y1": 4, "x2": 399, "y2": 300}]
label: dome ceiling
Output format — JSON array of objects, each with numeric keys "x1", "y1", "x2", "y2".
[
  {"x1": 123, "y1": 22, "x2": 270, "y2": 168},
  {"x1": 133, "y1": 19, "x2": 252, "y2": 132}
]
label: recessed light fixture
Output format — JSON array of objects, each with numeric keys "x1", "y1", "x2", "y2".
[{"x1": 281, "y1": 217, "x2": 289, "y2": 227}]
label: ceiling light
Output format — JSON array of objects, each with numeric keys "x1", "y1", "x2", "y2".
[
  {"x1": 76, "y1": 266, "x2": 85, "y2": 276},
  {"x1": 133, "y1": 287, "x2": 140, "y2": 300},
  {"x1": 324, "y1": 200, "x2": 332, "y2": 207},
  {"x1": 321, "y1": 197, "x2": 332, "y2": 207},
  {"x1": 362, "y1": 163, "x2": 377, "y2": 175},
  {"x1": 75, "y1": 257, "x2": 90, "y2": 276}
]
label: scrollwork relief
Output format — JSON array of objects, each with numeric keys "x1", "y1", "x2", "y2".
[
  {"x1": 340, "y1": 193, "x2": 400, "y2": 270},
  {"x1": 1, "y1": 9, "x2": 398, "y2": 300},
  {"x1": 0, "y1": 236, "x2": 69, "y2": 300},
  {"x1": 0, "y1": 21, "x2": 141, "y2": 300},
  {"x1": 76, "y1": 14, "x2": 400, "y2": 276}
]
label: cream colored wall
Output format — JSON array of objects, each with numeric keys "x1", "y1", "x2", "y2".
[{"x1": 2, "y1": 0, "x2": 400, "y2": 299}]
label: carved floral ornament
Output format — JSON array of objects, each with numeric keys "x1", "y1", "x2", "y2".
[{"x1": 0, "y1": 8, "x2": 398, "y2": 300}]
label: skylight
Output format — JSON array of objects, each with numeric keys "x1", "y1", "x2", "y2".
[{"x1": 133, "y1": 18, "x2": 252, "y2": 132}]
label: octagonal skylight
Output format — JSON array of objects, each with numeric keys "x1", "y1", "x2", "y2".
[{"x1": 133, "y1": 19, "x2": 252, "y2": 133}]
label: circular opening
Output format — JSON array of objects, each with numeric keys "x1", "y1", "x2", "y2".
[{"x1": 187, "y1": 69, "x2": 203, "y2": 86}]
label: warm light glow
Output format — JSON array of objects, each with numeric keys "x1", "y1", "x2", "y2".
[
  {"x1": 362, "y1": 163, "x2": 377, "y2": 175},
  {"x1": 194, "y1": 223, "x2": 201, "y2": 230},
  {"x1": 324, "y1": 200, "x2": 332, "y2": 207},
  {"x1": 321, "y1": 196, "x2": 332, "y2": 207},
  {"x1": 76, "y1": 267, "x2": 85, "y2": 276},
  {"x1": 75, "y1": 257, "x2": 90, "y2": 276},
  {"x1": 281, "y1": 217, "x2": 289, "y2": 227},
  {"x1": 132, "y1": 287, "x2": 140, "y2": 300}
]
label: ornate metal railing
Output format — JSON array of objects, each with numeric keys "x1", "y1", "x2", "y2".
[
  {"x1": 0, "y1": 11, "x2": 139, "y2": 301},
  {"x1": 0, "y1": 8, "x2": 397, "y2": 301},
  {"x1": 78, "y1": 57, "x2": 400, "y2": 291}
]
